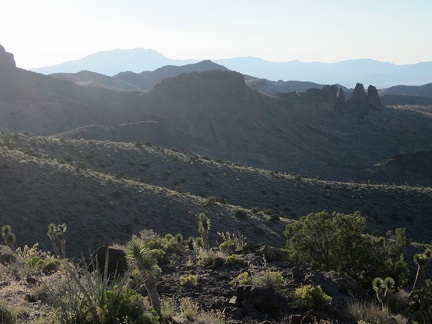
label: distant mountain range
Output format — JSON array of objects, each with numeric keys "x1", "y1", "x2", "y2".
[{"x1": 32, "y1": 48, "x2": 432, "y2": 88}]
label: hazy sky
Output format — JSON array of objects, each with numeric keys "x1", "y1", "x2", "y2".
[{"x1": 1, "y1": 0, "x2": 431, "y2": 69}]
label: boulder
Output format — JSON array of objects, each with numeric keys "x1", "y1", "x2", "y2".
[
  {"x1": 90, "y1": 246, "x2": 129, "y2": 276},
  {"x1": 236, "y1": 285, "x2": 285, "y2": 315},
  {"x1": 351, "y1": 83, "x2": 367, "y2": 104},
  {"x1": 367, "y1": 85, "x2": 381, "y2": 108}
]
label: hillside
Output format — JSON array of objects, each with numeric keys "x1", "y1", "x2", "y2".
[
  {"x1": 1, "y1": 133, "x2": 432, "y2": 258},
  {"x1": 2, "y1": 62, "x2": 432, "y2": 182}
]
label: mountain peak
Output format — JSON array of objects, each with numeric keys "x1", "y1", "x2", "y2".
[{"x1": 0, "y1": 44, "x2": 16, "y2": 72}]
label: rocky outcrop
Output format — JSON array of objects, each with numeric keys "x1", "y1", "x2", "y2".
[
  {"x1": 0, "y1": 44, "x2": 16, "y2": 72},
  {"x1": 348, "y1": 83, "x2": 381, "y2": 109},
  {"x1": 367, "y1": 85, "x2": 381, "y2": 108},
  {"x1": 337, "y1": 88, "x2": 346, "y2": 103},
  {"x1": 351, "y1": 83, "x2": 367, "y2": 104}
]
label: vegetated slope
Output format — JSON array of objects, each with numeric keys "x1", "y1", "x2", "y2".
[
  {"x1": 2, "y1": 134, "x2": 432, "y2": 254},
  {"x1": 368, "y1": 150, "x2": 432, "y2": 186},
  {"x1": 55, "y1": 121, "x2": 188, "y2": 150},
  {"x1": 0, "y1": 135, "x2": 286, "y2": 257}
]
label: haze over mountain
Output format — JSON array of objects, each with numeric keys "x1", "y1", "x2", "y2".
[{"x1": 32, "y1": 48, "x2": 432, "y2": 88}]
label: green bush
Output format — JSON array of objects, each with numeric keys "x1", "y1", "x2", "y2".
[
  {"x1": 225, "y1": 254, "x2": 248, "y2": 267},
  {"x1": 16, "y1": 244, "x2": 63, "y2": 275},
  {"x1": 219, "y1": 240, "x2": 236, "y2": 254},
  {"x1": 410, "y1": 279, "x2": 432, "y2": 323},
  {"x1": 180, "y1": 275, "x2": 198, "y2": 286},
  {"x1": 236, "y1": 271, "x2": 251, "y2": 285},
  {"x1": 252, "y1": 270, "x2": 285, "y2": 290},
  {"x1": 293, "y1": 285, "x2": 332, "y2": 311},
  {"x1": 284, "y1": 211, "x2": 409, "y2": 288},
  {"x1": 99, "y1": 285, "x2": 159, "y2": 323}
]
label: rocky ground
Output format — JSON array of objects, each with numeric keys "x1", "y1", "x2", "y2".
[{"x1": 0, "y1": 243, "x2": 370, "y2": 324}]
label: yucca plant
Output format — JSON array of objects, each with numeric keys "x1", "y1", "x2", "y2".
[
  {"x1": 125, "y1": 236, "x2": 161, "y2": 315},
  {"x1": 410, "y1": 249, "x2": 431, "y2": 297},
  {"x1": 197, "y1": 213, "x2": 211, "y2": 250},
  {"x1": 372, "y1": 276, "x2": 395, "y2": 306},
  {"x1": 44, "y1": 252, "x2": 154, "y2": 324}
]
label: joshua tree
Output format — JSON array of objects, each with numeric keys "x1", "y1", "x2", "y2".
[
  {"x1": 47, "y1": 223, "x2": 67, "y2": 258},
  {"x1": 1, "y1": 225, "x2": 16, "y2": 248},
  {"x1": 410, "y1": 248, "x2": 432, "y2": 297},
  {"x1": 197, "y1": 213, "x2": 211, "y2": 250},
  {"x1": 125, "y1": 236, "x2": 161, "y2": 315},
  {"x1": 372, "y1": 276, "x2": 395, "y2": 307},
  {"x1": 56, "y1": 224, "x2": 67, "y2": 258}
]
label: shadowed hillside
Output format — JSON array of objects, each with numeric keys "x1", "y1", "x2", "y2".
[
  {"x1": 1, "y1": 133, "x2": 432, "y2": 258},
  {"x1": 2, "y1": 65, "x2": 432, "y2": 182}
]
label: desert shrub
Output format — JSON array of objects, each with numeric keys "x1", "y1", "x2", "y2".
[
  {"x1": 16, "y1": 243, "x2": 63, "y2": 275},
  {"x1": 231, "y1": 271, "x2": 251, "y2": 286},
  {"x1": 99, "y1": 285, "x2": 159, "y2": 323},
  {"x1": 409, "y1": 279, "x2": 432, "y2": 323},
  {"x1": 0, "y1": 301, "x2": 17, "y2": 324},
  {"x1": 346, "y1": 300, "x2": 407, "y2": 324},
  {"x1": 293, "y1": 285, "x2": 332, "y2": 311},
  {"x1": 197, "y1": 248, "x2": 217, "y2": 267},
  {"x1": 180, "y1": 298, "x2": 199, "y2": 322},
  {"x1": 234, "y1": 209, "x2": 248, "y2": 219},
  {"x1": 196, "y1": 310, "x2": 226, "y2": 324},
  {"x1": 187, "y1": 237, "x2": 195, "y2": 250},
  {"x1": 180, "y1": 274, "x2": 198, "y2": 286},
  {"x1": 0, "y1": 245, "x2": 17, "y2": 265},
  {"x1": 160, "y1": 298, "x2": 176, "y2": 322},
  {"x1": 206, "y1": 196, "x2": 226, "y2": 205},
  {"x1": 284, "y1": 211, "x2": 409, "y2": 288},
  {"x1": 269, "y1": 214, "x2": 280, "y2": 222},
  {"x1": 137, "y1": 229, "x2": 183, "y2": 257},
  {"x1": 1, "y1": 225, "x2": 16, "y2": 248},
  {"x1": 45, "y1": 258, "x2": 159, "y2": 324},
  {"x1": 217, "y1": 231, "x2": 247, "y2": 252},
  {"x1": 225, "y1": 254, "x2": 248, "y2": 267},
  {"x1": 252, "y1": 270, "x2": 285, "y2": 290},
  {"x1": 175, "y1": 233, "x2": 183, "y2": 243},
  {"x1": 148, "y1": 249, "x2": 166, "y2": 262},
  {"x1": 219, "y1": 240, "x2": 236, "y2": 255}
]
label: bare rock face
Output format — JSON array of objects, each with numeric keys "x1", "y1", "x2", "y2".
[
  {"x1": 337, "y1": 88, "x2": 345, "y2": 103},
  {"x1": 351, "y1": 83, "x2": 367, "y2": 104},
  {"x1": 367, "y1": 85, "x2": 381, "y2": 108},
  {"x1": 0, "y1": 44, "x2": 16, "y2": 72}
]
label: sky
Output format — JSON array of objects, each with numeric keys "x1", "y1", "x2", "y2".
[{"x1": 1, "y1": 0, "x2": 431, "y2": 70}]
